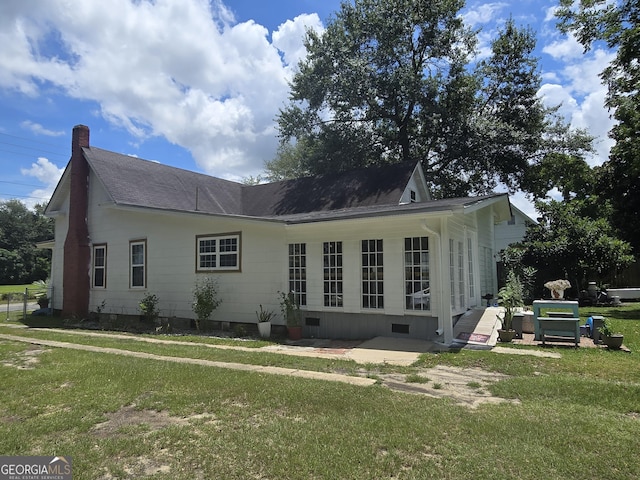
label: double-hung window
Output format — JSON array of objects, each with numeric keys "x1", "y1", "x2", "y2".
[
  {"x1": 92, "y1": 244, "x2": 107, "y2": 288},
  {"x1": 196, "y1": 233, "x2": 241, "y2": 272},
  {"x1": 130, "y1": 240, "x2": 146, "y2": 288}
]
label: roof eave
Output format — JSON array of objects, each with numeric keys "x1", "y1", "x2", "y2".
[
  {"x1": 280, "y1": 206, "x2": 454, "y2": 225},
  {"x1": 102, "y1": 202, "x2": 285, "y2": 224}
]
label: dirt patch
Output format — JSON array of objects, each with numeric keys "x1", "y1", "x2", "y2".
[
  {"x1": 377, "y1": 365, "x2": 517, "y2": 409},
  {"x1": 91, "y1": 404, "x2": 217, "y2": 438},
  {"x1": 95, "y1": 456, "x2": 174, "y2": 480},
  {"x1": 1, "y1": 345, "x2": 49, "y2": 370},
  {"x1": 91, "y1": 405, "x2": 216, "y2": 479}
]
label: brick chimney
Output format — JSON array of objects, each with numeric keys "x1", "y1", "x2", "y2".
[{"x1": 62, "y1": 124, "x2": 91, "y2": 318}]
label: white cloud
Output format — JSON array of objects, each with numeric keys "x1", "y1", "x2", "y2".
[
  {"x1": 538, "y1": 83, "x2": 578, "y2": 120},
  {"x1": 0, "y1": 0, "x2": 323, "y2": 179},
  {"x1": 273, "y1": 14, "x2": 323, "y2": 69},
  {"x1": 20, "y1": 157, "x2": 64, "y2": 184},
  {"x1": 544, "y1": 6, "x2": 559, "y2": 23},
  {"x1": 20, "y1": 120, "x2": 65, "y2": 137},
  {"x1": 538, "y1": 44, "x2": 615, "y2": 166},
  {"x1": 542, "y1": 33, "x2": 584, "y2": 61},
  {"x1": 462, "y1": 2, "x2": 508, "y2": 27},
  {"x1": 20, "y1": 157, "x2": 65, "y2": 207}
]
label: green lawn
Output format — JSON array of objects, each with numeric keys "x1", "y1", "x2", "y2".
[
  {"x1": 0, "y1": 305, "x2": 639, "y2": 479},
  {"x1": 0, "y1": 284, "x2": 31, "y2": 295}
]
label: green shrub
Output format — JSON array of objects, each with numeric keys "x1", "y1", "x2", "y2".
[
  {"x1": 139, "y1": 293, "x2": 160, "y2": 324},
  {"x1": 192, "y1": 276, "x2": 222, "y2": 331}
]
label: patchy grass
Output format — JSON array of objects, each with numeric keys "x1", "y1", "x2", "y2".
[
  {"x1": 405, "y1": 373, "x2": 430, "y2": 384},
  {"x1": 0, "y1": 304, "x2": 639, "y2": 478}
]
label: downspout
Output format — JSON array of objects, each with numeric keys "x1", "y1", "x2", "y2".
[{"x1": 422, "y1": 220, "x2": 453, "y2": 344}]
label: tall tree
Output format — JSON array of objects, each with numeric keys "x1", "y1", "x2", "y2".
[
  {"x1": 0, "y1": 200, "x2": 53, "y2": 284},
  {"x1": 557, "y1": 0, "x2": 640, "y2": 253},
  {"x1": 505, "y1": 199, "x2": 633, "y2": 294},
  {"x1": 270, "y1": 1, "x2": 592, "y2": 199},
  {"x1": 271, "y1": 0, "x2": 477, "y2": 184}
]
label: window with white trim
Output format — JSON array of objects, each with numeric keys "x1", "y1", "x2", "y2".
[
  {"x1": 362, "y1": 239, "x2": 383, "y2": 309},
  {"x1": 404, "y1": 236, "x2": 429, "y2": 311},
  {"x1": 288, "y1": 243, "x2": 307, "y2": 306},
  {"x1": 196, "y1": 233, "x2": 241, "y2": 272},
  {"x1": 130, "y1": 240, "x2": 146, "y2": 288},
  {"x1": 92, "y1": 244, "x2": 106, "y2": 288},
  {"x1": 323, "y1": 241, "x2": 343, "y2": 307}
]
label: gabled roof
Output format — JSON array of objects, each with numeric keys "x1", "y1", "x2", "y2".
[
  {"x1": 50, "y1": 147, "x2": 422, "y2": 217},
  {"x1": 85, "y1": 147, "x2": 243, "y2": 215},
  {"x1": 46, "y1": 144, "x2": 510, "y2": 224},
  {"x1": 242, "y1": 162, "x2": 418, "y2": 216}
]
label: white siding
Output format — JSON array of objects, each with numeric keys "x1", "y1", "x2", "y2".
[
  {"x1": 49, "y1": 195, "x2": 70, "y2": 311},
  {"x1": 476, "y1": 207, "x2": 497, "y2": 298},
  {"x1": 49, "y1": 167, "x2": 507, "y2": 341},
  {"x1": 87, "y1": 205, "x2": 287, "y2": 323},
  {"x1": 494, "y1": 208, "x2": 531, "y2": 254}
]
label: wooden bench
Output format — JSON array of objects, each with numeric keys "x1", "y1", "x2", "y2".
[{"x1": 537, "y1": 317, "x2": 580, "y2": 347}]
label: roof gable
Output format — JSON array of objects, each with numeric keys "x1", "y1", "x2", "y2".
[
  {"x1": 242, "y1": 162, "x2": 420, "y2": 216},
  {"x1": 84, "y1": 147, "x2": 243, "y2": 215},
  {"x1": 81, "y1": 147, "x2": 423, "y2": 217}
]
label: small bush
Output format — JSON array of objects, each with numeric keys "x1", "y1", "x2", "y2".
[
  {"x1": 192, "y1": 276, "x2": 222, "y2": 331},
  {"x1": 139, "y1": 293, "x2": 160, "y2": 324}
]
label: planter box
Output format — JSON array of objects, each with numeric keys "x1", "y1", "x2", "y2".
[{"x1": 257, "y1": 321, "x2": 271, "y2": 339}]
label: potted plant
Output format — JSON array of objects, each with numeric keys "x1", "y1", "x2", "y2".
[
  {"x1": 256, "y1": 304, "x2": 275, "y2": 338},
  {"x1": 497, "y1": 271, "x2": 524, "y2": 342},
  {"x1": 279, "y1": 291, "x2": 302, "y2": 340},
  {"x1": 598, "y1": 319, "x2": 624, "y2": 349},
  {"x1": 32, "y1": 279, "x2": 50, "y2": 309}
]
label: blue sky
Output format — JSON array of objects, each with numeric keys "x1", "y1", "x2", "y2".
[{"x1": 0, "y1": 0, "x2": 615, "y2": 218}]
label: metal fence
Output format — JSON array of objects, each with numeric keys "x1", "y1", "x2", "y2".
[{"x1": 2, "y1": 286, "x2": 54, "y2": 321}]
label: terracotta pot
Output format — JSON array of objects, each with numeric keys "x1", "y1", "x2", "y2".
[{"x1": 287, "y1": 325, "x2": 302, "y2": 341}]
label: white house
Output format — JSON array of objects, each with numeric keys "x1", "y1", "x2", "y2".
[
  {"x1": 45, "y1": 125, "x2": 512, "y2": 343},
  {"x1": 493, "y1": 204, "x2": 536, "y2": 290},
  {"x1": 494, "y1": 204, "x2": 534, "y2": 255}
]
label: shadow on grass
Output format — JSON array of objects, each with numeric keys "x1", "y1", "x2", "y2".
[
  {"x1": 602, "y1": 307, "x2": 640, "y2": 320},
  {"x1": 18, "y1": 315, "x2": 68, "y2": 329},
  {"x1": 583, "y1": 303, "x2": 640, "y2": 320}
]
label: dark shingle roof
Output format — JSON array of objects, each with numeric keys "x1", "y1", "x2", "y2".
[
  {"x1": 85, "y1": 147, "x2": 416, "y2": 217},
  {"x1": 85, "y1": 147, "x2": 243, "y2": 215},
  {"x1": 81, "y1": 146, "x2": 508, "y2": 223},
  {"x1": 241, "y1": 162, "x2": 416, "y2": 216},
  {"x1": 273, "y1": 194, "x2": 506, "y2": 223}
]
